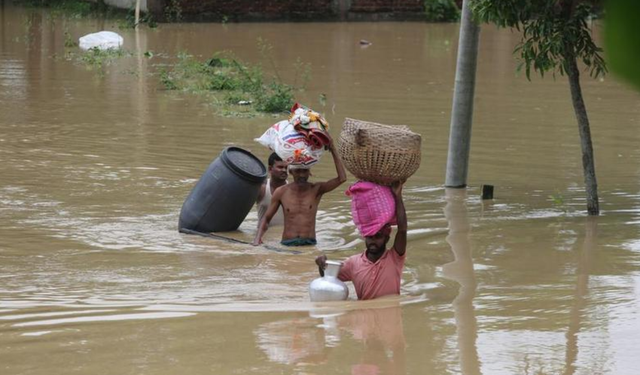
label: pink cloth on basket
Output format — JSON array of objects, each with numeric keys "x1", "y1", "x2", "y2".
[{"x1": 346, "y1": 181, "x2": 397, "y2": 237}]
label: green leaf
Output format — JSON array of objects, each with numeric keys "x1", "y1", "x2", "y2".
[{"x1": 605, "y1": 0, "x2": 640, "y2": 90}]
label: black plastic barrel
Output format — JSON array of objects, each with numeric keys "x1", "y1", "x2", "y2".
[{"x1": 179, "y1": 147, "x2": 267, "y2": 233}]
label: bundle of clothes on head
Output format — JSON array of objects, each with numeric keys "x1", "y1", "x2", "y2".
[
  {"x1": 255, "y1": 103, "x2": 330, "y2": 168},
  {"x1": 289, "y1": 103, "x2": 330, "y2": 150}
]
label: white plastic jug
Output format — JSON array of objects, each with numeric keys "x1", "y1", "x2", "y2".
[{"x1": 309, "y1": 260, "x2": 349, "y2": 302}]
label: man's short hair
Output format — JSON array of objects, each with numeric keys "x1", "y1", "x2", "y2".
[{"x1": 268, "y1": 152, "x2": 282, "y2": 167}]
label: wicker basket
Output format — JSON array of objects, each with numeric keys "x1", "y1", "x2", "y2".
[{"x1": 338, "y1": 118, "x2": 421, "y2": 186}]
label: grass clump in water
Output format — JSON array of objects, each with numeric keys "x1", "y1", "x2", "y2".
[
  {"x1": 255, "y1": 82, "x2": 294, "y2": 113},
  {"x1": 79, "y1": 47, "x2": 128, "y2": 69},
  {"x1": 64, "y1": 29, "x2": 78, "y2": 48},
  {"x1": 160, "y1": 49, "x2": 309, "y2": 114},
  {"x1": 59, "y1": 47, "x2": 131, "y2": 77}
]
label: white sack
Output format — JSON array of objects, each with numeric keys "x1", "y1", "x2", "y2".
[
  {"x1": 255, "y1": 120, "x2": 324, "y2": 167},
  {"x1": 79, "y1": 31, "x2": 123, "y2": 51}
]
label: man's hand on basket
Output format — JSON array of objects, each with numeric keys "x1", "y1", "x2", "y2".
[{"x1": 391, "y1": 180, "x2": 405, "y2": 197}]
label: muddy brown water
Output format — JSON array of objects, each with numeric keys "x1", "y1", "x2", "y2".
[{"x1": 2, "y1": 4, "x2": 640, "y2": 375}]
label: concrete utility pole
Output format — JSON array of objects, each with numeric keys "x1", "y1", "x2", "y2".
[
  {"x1": 445, "y1": 0, "x2": 480, "y2": 188},
  {"x1": 135, "y1": 0, "x2": 141, "y2": 27}
]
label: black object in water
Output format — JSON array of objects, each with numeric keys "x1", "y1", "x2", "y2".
[{"x1": 179, "y1": 147, "x2": 267, "y2": 232}]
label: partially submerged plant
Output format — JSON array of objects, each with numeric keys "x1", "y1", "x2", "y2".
[
  {"x1": 61, "y1": 47, "x2": 131, "y2": 77},
  {"x1": 64, "y1": 29, "x2": 77, "y2": 48},
  {"x1": 79, "y1": 47, "x2": 128, "y2": 69},
  {"x1": 159, "y1": 45, "x2": 310, "y2": 114},
  {"x1": 549, "y1": 191, "x2": 567, "y2": 213}
]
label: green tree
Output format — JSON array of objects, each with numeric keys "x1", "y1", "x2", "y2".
[
  {"x1": 604, "y1": 0, "x2": 640, "y2": 91},
  {"x1": 472, "y1": 0, "x2": 606, "y2": 215}
]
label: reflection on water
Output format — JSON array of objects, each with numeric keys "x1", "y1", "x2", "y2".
[
  {"x1": 255, "y1": 300, "x2": 406, "y2": 374},
  {"x1": 1, "y1": 3, "x2": 640, "y2": 375},
  {"x1": 564, "y1": 217, "x2": 596, "y2": 375},
  {"x1": 256, "y1": 316, "x2": 329, "y2": 365},
  {"x1": 337, "y1": 305, "x2": 406, "y2": 375},
  {"x1": 442, "y1": 189, "x2": 481, "y2": 375}
]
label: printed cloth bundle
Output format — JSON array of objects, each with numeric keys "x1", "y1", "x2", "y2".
[
  {"x1": 255, "y1": 103, "x2": 330, "y2": 167},
  {"x1": 289, "y1": 103, "x2": 330, "y2": 150},
  {"x1": 346, "y1": 181, "x2": 397, "y2": 237}
]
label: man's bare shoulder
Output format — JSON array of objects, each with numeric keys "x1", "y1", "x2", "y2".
[
  {"x1": 305, "y1": 182, "x2": 325, "y2": 197},
  {"x1": 277, "y1": 183, "x2": 295, "y2": 193},
  {"x1": 276, "y1": 183, "x2": 299, "y2": 198}
]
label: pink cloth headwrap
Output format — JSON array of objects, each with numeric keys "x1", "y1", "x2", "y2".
[{"x1": 346, "y1": 181, "x2": 396, "y2": 237}]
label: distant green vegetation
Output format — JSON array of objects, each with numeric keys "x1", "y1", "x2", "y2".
[
  {"x1": 159, "y1": 48, "x2": 310, "y2": 114},
  {"x1": 424, "y1": 0, "x2": 460, "y2": 22},
  {"x1": 164, "y1": 0, "x2": 183, "y2": 23},
  {"x1": 16, "y1": 0, "x2": 105, "y2": 17},
  {"x1": 15, "y1": 0, "x2": 157, "y2": 27},
  {"x1": 605, "y1": 0, "x2": 640, "y2": 91}
]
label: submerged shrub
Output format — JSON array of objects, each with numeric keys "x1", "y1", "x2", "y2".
[
  {"x1": 159, "y1": 69, "x2": 178, "y2": 90},
  {"x1": 255, "y1": 82, "x2": 294, "y2": 113},
  {"x1": 64, "y1": 30, "x2": 78, "y2": 48},
  {"x1": 79, "y1": 47, "x2": 126, "y2": 69},
  {"x1": 207, "y1": 71, "x2": 240, "y2": 91},
  {"x1": 160, "y1": 51, "x2": 303, "y2": 114}
]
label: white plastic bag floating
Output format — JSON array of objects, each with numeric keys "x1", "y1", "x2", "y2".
[
  {"x1": 79, "y1": 31, "x2": 123, "y2": 51},
  {"x1": 255, "y1": 120, "x2": 325, "y2": 167}
]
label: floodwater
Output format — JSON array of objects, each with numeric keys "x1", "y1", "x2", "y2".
[{"x1": 2, "y1": 4, "x2": 640, "y2": 375}]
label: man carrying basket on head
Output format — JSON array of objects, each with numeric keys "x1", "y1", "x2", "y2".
[
  {"x1": 315, "y1": 181, "x2": 407, "y2": 300},
  {"x1": 312, "y1": 117, "x2": 418, "y2": 299}
]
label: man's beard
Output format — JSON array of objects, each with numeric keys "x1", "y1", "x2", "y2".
[{"x1": 367, "y1": 244, "x2": 384, "y2": 253}]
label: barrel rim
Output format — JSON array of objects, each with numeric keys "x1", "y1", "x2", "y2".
[{"x1": 220, "y1": 146, "x2": 267, "y2": 183}]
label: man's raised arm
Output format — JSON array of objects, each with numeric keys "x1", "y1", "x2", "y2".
[
  {"x1": 318, "y1": 134, "x2": 347, "y2": 195},
  {"x1": 391, "y1": 181, "x2": 407, "y2": 256}
]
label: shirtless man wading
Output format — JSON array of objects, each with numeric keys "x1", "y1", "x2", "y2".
[{"x1": 253, "y1": 134, "x2": 347, "y2": 246}]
